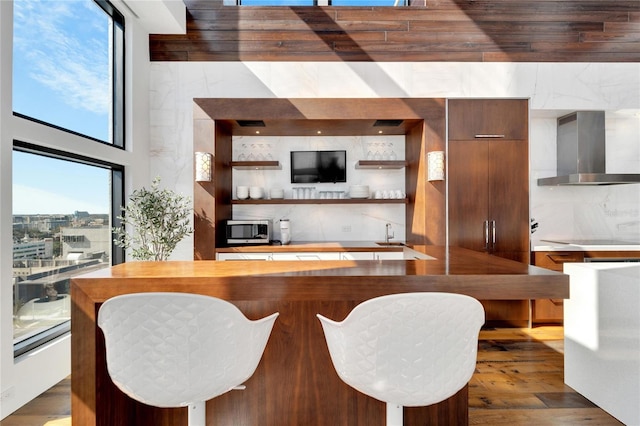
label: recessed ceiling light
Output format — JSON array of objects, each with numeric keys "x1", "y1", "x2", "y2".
[
  {"x1": 317, "y1": 130, "x2": 322, "y2": 134},
  {"x1": 378, "y1": 130, "x2": 383, "y2": 134},
  {"x1": 255, "y1": 130, "x2": 260, "y2": 134}
]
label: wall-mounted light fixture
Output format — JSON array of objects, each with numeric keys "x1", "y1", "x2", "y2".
[
  {"x1": 427, "y1": 151, "x2": 445, "y2": 181},
  {"x1": 195, "y1": 151, "x2": 213, "y2": 182}
]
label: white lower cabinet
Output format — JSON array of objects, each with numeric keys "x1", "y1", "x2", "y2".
[
  {"x1": 340, "y1": 252, "x2": 375, "y2": 260},
  {"x1": 271, "y1": 252, "x2": 341, "y2": 261},
  {"x1": 373, "y1": 251, "x2": 405, "y2": 260},
  {"x1": 216, "y1": 253, "x2": 273, "y2": 261},
  {"x1": 218, "y1": 249, "x2": 431, "y2": 261}
]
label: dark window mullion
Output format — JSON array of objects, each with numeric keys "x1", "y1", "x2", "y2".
[{"x1": 111, "y1": 168, "x2": 125, "y2": 265}]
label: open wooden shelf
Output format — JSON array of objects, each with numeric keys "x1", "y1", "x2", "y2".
[
  {"x1": 230, "y1": 161, "x2": 281, "y2": 170},
  {"x1": 355, "y1": 160, "x2": 407, "y2": 169},
  {"x1": 232, "y1": 198, "x2": 408, "y2": 205}
]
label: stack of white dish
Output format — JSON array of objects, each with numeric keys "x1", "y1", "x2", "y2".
[
  {"x1": 249, "y1": 186, "x2": 264, "y2": 199},
  {"x1": 374, "y1": 189, "x2": 406, "y2": 199},
  {"x1": 270, "y1": 188, "x2": 284, "y2": 199},
  {"x1": 349, "y1": 185, "x2": 370, "y2": 199},
  {"x1": 237, "y1": 186, "x2": 249, "y2": 200}
]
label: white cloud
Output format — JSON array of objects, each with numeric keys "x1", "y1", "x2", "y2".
[{"x1": 14, "y1": 0, "x2": 110, "y2": 115}]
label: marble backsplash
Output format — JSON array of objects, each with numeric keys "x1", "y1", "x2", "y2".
[
  {"x1": 148, "y1": 62, "x2": 640, "y2": 258},
  {"x1": 230, "y1": 135, "x2": 406, "y2": 242},
  {"x1": 531, "y1": 112, "x2": 640, "y2": 243}
]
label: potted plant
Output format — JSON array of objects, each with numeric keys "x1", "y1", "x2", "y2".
[{"x1": 113, "y1": 177, "x2": 193, "y2": 261}]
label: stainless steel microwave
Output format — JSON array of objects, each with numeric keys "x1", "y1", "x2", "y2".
[{"x1": 226, "y1": 220, "x2": 271, "y2": 245}]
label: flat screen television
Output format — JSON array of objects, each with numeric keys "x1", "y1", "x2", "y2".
[{"x1": 290, "y1": 150, "x2": 347, "y2": 183}]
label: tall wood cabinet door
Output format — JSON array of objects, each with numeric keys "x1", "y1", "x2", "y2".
[
  {"x1": 448, "y1": 140, "x2": 490, "y2": 253},
  {"x1": 488, "y1": 139, "x2": 530, "y2": 257}
]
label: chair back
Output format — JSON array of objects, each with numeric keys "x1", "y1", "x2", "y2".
[
  {"x1": 317, "y1": 292, "x2": 484, "y2": 407},
  {"x1": 98, "y1": 292, "x2": 278, "y2": 408}
]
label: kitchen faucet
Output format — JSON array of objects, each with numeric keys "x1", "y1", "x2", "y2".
[{"x1": 385, "y1": 223, "x2": 394, "y2": 243}]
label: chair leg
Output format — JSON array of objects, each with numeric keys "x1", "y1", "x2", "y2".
[
  {"x1": 188, "y1": 401, "x2": 206, "y2": 426},
  {"x1": 386, "y1": 402, "x2": 403, "y2": 426}
]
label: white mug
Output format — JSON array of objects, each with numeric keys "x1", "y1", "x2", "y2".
[{"x1": 237, "y1": 186, "x2": 249, "y2": 200}]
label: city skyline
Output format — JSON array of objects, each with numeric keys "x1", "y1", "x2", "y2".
[{"x1": 13, "y1": 150, "x2": 110, "y2": 215}]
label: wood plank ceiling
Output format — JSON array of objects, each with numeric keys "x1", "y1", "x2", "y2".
[{"x1": 150, "y1": 0, "x2": 640, "y2": 62}]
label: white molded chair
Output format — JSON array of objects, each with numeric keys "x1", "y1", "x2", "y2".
[
  {"x1": 317, "y1": 292, "x2": 484, "y2": 426},
  {"x1": 97, "y1": 292, "x2": 278, "y2": 426}
]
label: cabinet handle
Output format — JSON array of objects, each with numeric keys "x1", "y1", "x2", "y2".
[
  {"x1": 546, "y1": 254, "x2": 580, "y2": 263},
  {"x1": 491, "y1": 220, "x2": 496, "y2": 247},
  {"x1": 484, "y1": 220, "x2": 489, "y2": 250},
  {"x1": 475, "y1": 134, "x2": 505, "y2": 138}
]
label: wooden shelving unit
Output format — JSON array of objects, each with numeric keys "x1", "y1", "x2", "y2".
[
  {"x1": 230, "y1": 161, "x2": 281, "y2": 170},
  {"x1": 355, "y1": 160, "x2": 407, "y2": 169},
  {"x1": 232, "y1": 198, "x2": 407, "y2": 205}
]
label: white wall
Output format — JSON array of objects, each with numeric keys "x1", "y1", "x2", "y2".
[
  {"x1": 531, "y1": 111, "x2": 640, "y2": 242},
  {"x1": 149, "y1": 62, "x2": 640, "y2": 253},
  {"x1": 0, "y1": 1, "x2": 153, "y2": 418}
]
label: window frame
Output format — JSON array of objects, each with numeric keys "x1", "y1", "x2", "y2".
[
  {"x1": 12, "y1": 141, "x2": 125, "y2": 358},
  {"x1": 12, "y1": 0, "x2": 125, "y2": 148},
  {"x1": 234, "y1": 0, "x2": 410, "y2": 5}
]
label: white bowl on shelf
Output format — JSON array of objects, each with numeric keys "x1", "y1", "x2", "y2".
[
  {"x1": 270, "y1": 188, "x2": 284, "y2": 199},
  {"x1": 249, "y1": 186, "x2": 264, "y2": 199},
  {"x1": 237, "y1": 186, "x2": 249, "y2": 200}
]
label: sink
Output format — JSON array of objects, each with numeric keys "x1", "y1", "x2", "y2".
[{"x1": 375, "y1": 242, "x2": 405, "y2": 247}]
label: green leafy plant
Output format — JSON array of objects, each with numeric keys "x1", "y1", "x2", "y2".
[{"x1": 113, "y1": 177, "x2": 193, "y2": 261}]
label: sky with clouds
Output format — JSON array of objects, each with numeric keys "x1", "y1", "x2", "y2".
[
  {"x1": 12, "y1": 0, "x2": 112, "y2": 215},
  {"x1": 13, "y1": 0, "x2": 110, "y2": 138}
]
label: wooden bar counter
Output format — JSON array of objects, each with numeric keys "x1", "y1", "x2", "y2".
[{"x1": 71, "y1": 246, "x2": 568, "y2": 426}]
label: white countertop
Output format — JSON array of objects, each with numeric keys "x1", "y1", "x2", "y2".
[{"x1": 532, "y1": 239, "x2": 640, "y2": 252}]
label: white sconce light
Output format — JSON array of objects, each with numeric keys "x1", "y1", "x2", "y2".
[
  {"x1": 427, "y1": 151, "x2": 445, "y2": 181},
  {"x1": 195, "y1": 151, "x2": 213, "y2": 182}
]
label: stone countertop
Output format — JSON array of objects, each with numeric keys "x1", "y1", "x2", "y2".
[
  {"x1": 216, "y1": 241, "x2": 410, "y2": 253},
  {"x1": 532, "y1": 240, "x2": 640, "y2": 252}
]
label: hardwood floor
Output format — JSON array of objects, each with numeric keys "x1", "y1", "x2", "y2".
[
  {"x1": 471, "y1": 326, "x2": 622, "y2": 425},
  {"x1": 0, "y1": 326, "x2": 623, "y2": 425}
]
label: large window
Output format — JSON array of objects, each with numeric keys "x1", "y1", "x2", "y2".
[
  {"x1": 13, "y1": 0, "x2": 124, "y2": 147},
  {"x1": 11, "y1": 0, "x2": 126, "y2": 357},
  {"x1": 12, "y1": 145, "x2": 124, "y2": 356}
]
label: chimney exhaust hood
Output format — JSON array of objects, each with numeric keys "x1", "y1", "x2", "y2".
[{"x1": 537, "y1": 111, "x2": 640, "y2": 186}]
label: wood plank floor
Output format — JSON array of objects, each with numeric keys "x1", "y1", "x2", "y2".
[{"x1": 0, "y1": 326, "x2": 623, "y2": 425}]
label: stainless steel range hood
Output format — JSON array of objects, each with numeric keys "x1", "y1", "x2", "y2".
[{"x1": 537, "y1": 111, "x2": 640, "y2": 186}]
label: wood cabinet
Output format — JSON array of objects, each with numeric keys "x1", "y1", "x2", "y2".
[
  {"x1": 448, "y1": 99, "x2": 529, "y2": 264},
  {"x1": 447, "y1": 99, "x2": 528, "y2": 141},
  {"x1": 532, "y1": 251, "x2": 584, "y2": 271},
  {"x1": 448, "y1": 99, "x2": 530, "y2": 326},
  {"x1": 529, "y1": 250, "x2": 570, "y2": 323},
  {"x1": 194, "y1": 98, "x2": 448, "y2": 258}
]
